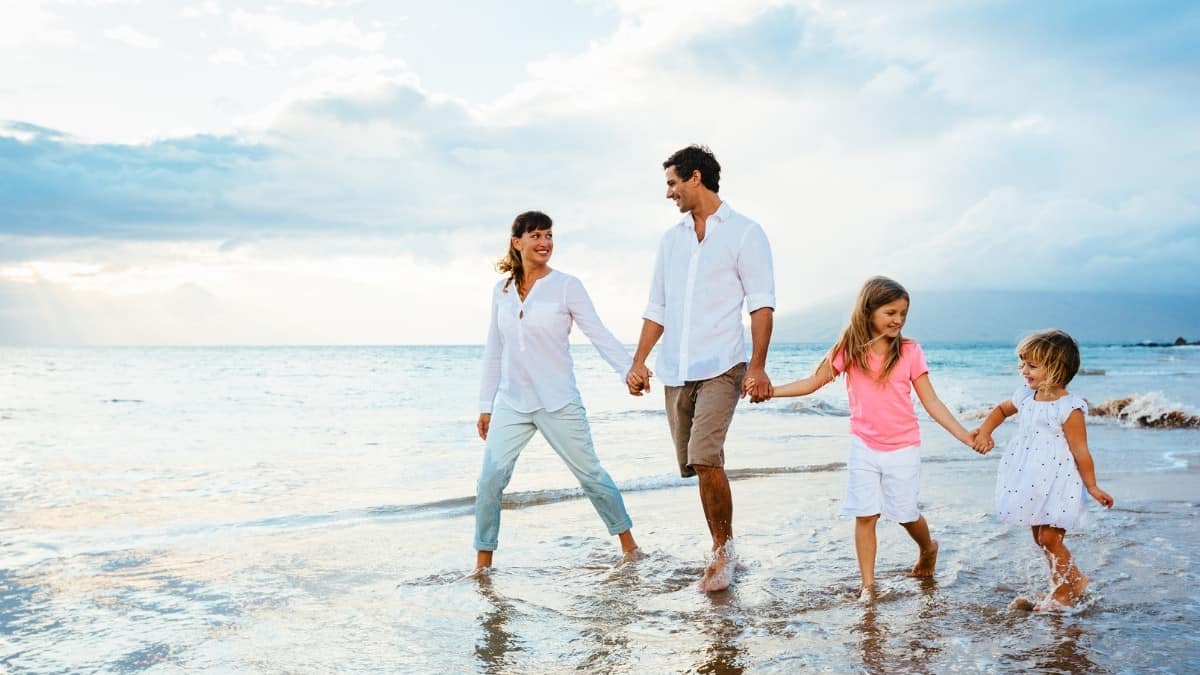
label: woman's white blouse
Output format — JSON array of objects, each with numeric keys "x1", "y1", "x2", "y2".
[{"x1": 479, "y1": 270, "x2": 632, "y2": 414}]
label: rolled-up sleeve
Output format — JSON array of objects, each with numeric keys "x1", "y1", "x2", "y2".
[
  {"x1": 478, "y1": 286, "x2": 503, "y2": 413},
  {"x1": 642, "y1": 235, "x2": 668, "y2": 325},
  {"x1": 738, "y1": 223, "x2": 775, "y2": 313}
]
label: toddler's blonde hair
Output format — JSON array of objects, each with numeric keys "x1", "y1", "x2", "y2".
[{"x1": 1016, "y1": 329, "x2": 1081, "y2": 391}]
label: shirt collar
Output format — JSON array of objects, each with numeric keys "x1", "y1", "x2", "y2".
[{"x1": 677, "y1": 200, "x2": 732, "y2": 230}]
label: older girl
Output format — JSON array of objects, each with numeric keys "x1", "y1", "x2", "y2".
[{"x1": 765, "y1": 276, "x2": 975, "y2": 600}]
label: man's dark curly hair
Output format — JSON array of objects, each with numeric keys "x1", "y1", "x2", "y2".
[{"x1": 663, "y1": 144, "x2": 720, "y2": 193}]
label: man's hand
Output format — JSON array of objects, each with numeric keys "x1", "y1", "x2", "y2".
[
  {"x1": 743, "y1": 366, "x2": 772, "y2": 403},
  {"x1": 626, "y1": 362, "x2": 653, "y2": 396},
  {"x1": 477, "y1": 413, "x2": 491, "y2": 440}
]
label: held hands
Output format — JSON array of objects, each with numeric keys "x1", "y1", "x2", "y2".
[
  {"x1": 1088, "y1": 485, "x2": 1115, "y2": 509},
  {"x1": 971, "y1": 428, "x2": 995, "y2": 454},
  {"x1": 626, "y1": 363, "x2": 653, "y2": 396},
  {"x1": 742, "y1": 367, "x2": 773, "y2": 403},
  {"x1": 477, "y1": 413, "x2": 491, "y2": 441}
]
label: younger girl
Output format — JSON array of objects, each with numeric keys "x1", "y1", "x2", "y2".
[
  {"x1": 972, "y1": 329, "x2": 1114, "y2": 610},
  {"x1": 767, "y1": 276, "x2": 975, "y2": 601}
]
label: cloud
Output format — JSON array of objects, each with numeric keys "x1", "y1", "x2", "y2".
[
  {"x1": 208, "y1": 47, "x2": 246, "y2": 65},
  {"x1": 0, "y1": 3, "x2": 76, "y2": 48},
  {"x1": 229, "y1": 9, "x2": 385, "y2": 51},
  {"x1": 181, "y1": 1, "x2": 221, "y2": 18},
  {"x1": 0, "y1": 122, "x2": 276, "y2": 238},
  {"x1": 2, "y1": 1, "x2": 1198, "y2": 344},
  {"x1": 103, "y1": 24, "x2": 160, "y2": 49}
]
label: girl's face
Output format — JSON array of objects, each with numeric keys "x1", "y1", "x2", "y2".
[
  {"x1": 869, "y1": 297, "x2": 908, "y2": 339},
  {"x1": 1019, "y1": 357, "x2": 1047, "y2": 390},
  {"x1": 513, "y1": 228, "x2": 553, "y2": 266}
]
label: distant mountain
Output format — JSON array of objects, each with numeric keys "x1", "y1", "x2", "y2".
[{"x1": 773, "y1": 291, "x2": 1200, "y2": 344}]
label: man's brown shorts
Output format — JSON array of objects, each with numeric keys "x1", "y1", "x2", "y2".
[{"x1": 664, "y1": 363, "x2": 746, "y2": 478}]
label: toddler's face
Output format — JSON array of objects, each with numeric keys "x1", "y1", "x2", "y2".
[{"x1": 1019, "y1": 358, "x2": 1046, "y2": 390}]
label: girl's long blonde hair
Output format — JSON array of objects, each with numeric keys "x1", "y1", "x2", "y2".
[
  {"x1": 496, "y1": 210, "x2": 552, "y2": 292},
  {"x1": 829, "y1": 276, "x2": 911, "y2": 382}
]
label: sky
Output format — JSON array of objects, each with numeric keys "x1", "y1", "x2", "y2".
[{"x1": 1, "y1": 0, "x2": 1198, "y2": 345}]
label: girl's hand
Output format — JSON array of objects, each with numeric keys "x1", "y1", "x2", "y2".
[
  {"x1": 972, "y1": 430, "x2": 995, "y2": 455},
  {"x1": 477, "y1": 413, "x2": 492, "y2": 441},
  {"x1": 1087, "y1": 485, "x2": 1114, "y2": 508}
]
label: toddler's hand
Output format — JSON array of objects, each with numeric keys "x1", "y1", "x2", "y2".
[
  {"x1": 1088, "y1": 485, "x2": 1114, "y2": 509},
  {"x1": 972, "y1": 431, "x2": 994, "y2": 455}
]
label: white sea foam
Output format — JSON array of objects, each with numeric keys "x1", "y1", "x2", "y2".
[{"x1": 1088, "y1": 392, "x2": 1200, "y2": 429}]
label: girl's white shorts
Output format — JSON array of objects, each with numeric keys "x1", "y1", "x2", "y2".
[{"x1": 840, "y1": 434, "x2": 922, "y2": 523}]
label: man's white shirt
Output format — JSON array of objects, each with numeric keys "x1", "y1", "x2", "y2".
[{"x1": 643, "y1": 201, "x2": 775, "y2": 387}]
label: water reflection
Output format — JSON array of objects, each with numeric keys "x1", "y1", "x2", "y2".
[
  {"x1": 853, "y1": 579, "x2": 944, "y2": 674},
  {"x1": 473, "y1": 575, "x2": 521, "y2": 673},
  {"x1": 855, "y1": 604, "x2": 887, "y2": 675},
  {"x1": 694, "y1": 592, "x2": 745, "y2": 674},
  {"x1": 1016, "y1": 616, "x2": 1100, "y2": 673}
]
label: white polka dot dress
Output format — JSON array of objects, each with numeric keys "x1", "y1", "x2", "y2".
[{"x1": 995, "y1": 386, "x2": 1088, "y2": 529}]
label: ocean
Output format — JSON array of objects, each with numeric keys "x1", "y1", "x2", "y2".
[{"x1": 1, "y1": 343, "x2": 1198, "y2": 672}]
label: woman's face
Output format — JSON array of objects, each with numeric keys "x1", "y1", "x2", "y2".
[{"x1": 513, "y1": 227, "x2": 553, "y2": 266}]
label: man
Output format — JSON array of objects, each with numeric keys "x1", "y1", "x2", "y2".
[{"x1": 627, "y1": 144, "x2": 775, "y2": 592}]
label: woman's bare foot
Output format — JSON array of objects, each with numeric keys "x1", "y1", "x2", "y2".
[
  {"x1": 911, "y1": 540, "x2": 938, "y2": 578},
  {"x1": 858, "y1": 585, "x2": 877, "y2": 603},
  {"x1": 618, "y1": 547, "x2": 646, "y2": 565}
]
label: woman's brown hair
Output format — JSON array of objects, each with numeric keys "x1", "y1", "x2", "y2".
[{"x1": 496, "y1": 210, "x2": 552, "y2": 292}]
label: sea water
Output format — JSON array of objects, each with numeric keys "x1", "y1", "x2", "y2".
[{"x1": 1, "y1": 344, "x2": 1197, "y2": 672}]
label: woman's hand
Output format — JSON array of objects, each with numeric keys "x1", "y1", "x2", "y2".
[{"x1": 477, "y1": 413, "x2": 492, "y2": 441}]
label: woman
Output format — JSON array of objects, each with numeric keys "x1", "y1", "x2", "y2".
[{"x1": 474, "y1": 210, "x2": 640, "y2": 572}]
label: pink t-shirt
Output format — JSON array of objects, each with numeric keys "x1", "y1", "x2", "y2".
[{"x1": 830, "y1": 340, "x2": 929, "y2": 451}]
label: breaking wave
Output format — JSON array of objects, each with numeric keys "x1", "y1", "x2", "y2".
[
  {"x1": 1088, "y1": 393, "x2": 1200, "y2": 429},
  {"x1": 780, "y1": 400, "x2": 850, "y2": 417}
]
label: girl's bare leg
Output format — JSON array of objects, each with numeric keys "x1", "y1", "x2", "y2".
[
  {"x1": 1034, "y1": 525, "x2": 1088, "y2": 609},
  {"x1": 855, "y1": 515, "x2": 880, "y2": 600},
  {"x1": 899, "y1": 515, "x2": 939, "y2": 577}
]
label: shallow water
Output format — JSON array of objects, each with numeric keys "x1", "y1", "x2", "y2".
[{"x1": 1, "y1": 345, "x2": 1198, "y2": 671}]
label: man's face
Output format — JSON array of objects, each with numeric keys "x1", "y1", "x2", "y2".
[{"x1": 665, "y1": 166, "x2": 696, "y2": 213}]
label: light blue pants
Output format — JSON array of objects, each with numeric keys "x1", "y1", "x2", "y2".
[{"x1": 474, "y1": 398, "x2": 633, "y2": 552}]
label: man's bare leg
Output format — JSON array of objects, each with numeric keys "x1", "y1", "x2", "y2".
[
  {"x1": 899, "y1": 515, "x2": 939, "y2": 578},
  {"x1": 694, "y1": 464, "x2": 734, "y2": 591},
  {"x1": 474, "y1": 550, "x2": 493, "y2": 573}
]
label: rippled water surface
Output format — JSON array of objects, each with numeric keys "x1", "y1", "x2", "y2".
[{"x1": 1, "y1": 345, "x2": 1198, "y2": 672}]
